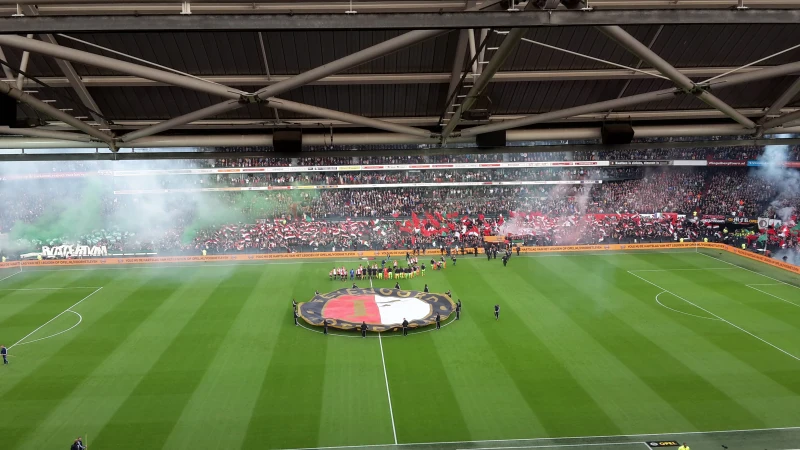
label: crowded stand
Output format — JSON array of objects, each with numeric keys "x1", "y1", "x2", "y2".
[
  {"x1": 0, "y1": 151, "x2": 798, "y2": 264},
  {"x1": 111, "y1": 167, "x2": 643, "y2": 191}
]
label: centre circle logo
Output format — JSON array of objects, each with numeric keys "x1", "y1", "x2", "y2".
[{"x1": 298, "y1": 288, "x2": 455, "y2": 332}]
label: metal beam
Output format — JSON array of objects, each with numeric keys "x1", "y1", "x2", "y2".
[
  {"x1": 4, "y1": 67, "x2": 785, "y2": 88},
  {"x1": 7, "y1": 136, "x2": 800, "y2": 162},
  {"x1": 443, "y1": 27, "x2": 526, "y2": 139},
  {"x1": 763, "y1": 77, "x2": 800, "y2": 118},
  {"x1": 0, "y1": 46, "x2": 14, "y2": 80},
  {"x1": 0, "y1": 81, "x2": 112, "y2": 143},
  {"x1": 761, "y1": 109, "x2": 800, "y2": 130},
  {"x1": 18, "y1": 4, "x2": 109, "y2": 125},
  {"x1": 122, "y1": 29, "x2": 449, "y2": 141},
  {"x1": 442, "y1": 1, "x2": 536, "y2": 140},
  {"x1": 599, "y1": 25, "x2": 756, "y2": 129},
  {"x1": 4, "y1": 124, "x2": 800, "y2": 151},
  {"x1": 2, "y1": 10, "x2": 800, "y2": 33},
  {"x1": 461, "y1": 59, "x2": 800, "y2": 136},
  {"x1": 53, "y1": 108, "x2": 791, "y2": 131},
  {"x1": 0, "y1": 33, "x2": 243, "y2": 100},
  {"x1": 446, "y1": 30, "x2": 470, "y2": 101},
  {"x1": 0, "y1": 0, "x2": 798, "y2": 8},
  {"x1": 15, "y1": 34, "x2": 33, "y2": 90},
  {"x1": 0, "y1": 125, "x2": 96, "y2": 142},
  {"x1": 265, "y1": 98, "x2": 433, "y2": 137}
]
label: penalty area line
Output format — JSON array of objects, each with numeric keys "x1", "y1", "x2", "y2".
[
  {"x1": 9, "y1": 287, "x2": 102, "y2": 349},
  {"x1": 697, "y1": 252, "x2": 800, "y2": 291},
  {"x1": 628, "y1": 271, "x2": 800, "y2": 363}
]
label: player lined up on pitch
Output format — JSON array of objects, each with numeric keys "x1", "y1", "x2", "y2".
[
  {"x1": 1, "y1": 345, "x2": 8, "y2": 365},
  {"x1": 328, "y1": 252, "x2": 459, "y2": 282}
]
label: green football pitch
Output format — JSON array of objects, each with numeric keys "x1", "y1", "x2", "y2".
[{"x1": 1, "y1": 249, "x2": 800, "y2": 450}]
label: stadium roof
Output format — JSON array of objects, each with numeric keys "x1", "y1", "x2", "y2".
[{"x1": 1, "y1": 0, "x2": 800, "y2": 153}]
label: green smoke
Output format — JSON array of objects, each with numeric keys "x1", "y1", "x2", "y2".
[{"x1": 9, "y1": 177, "x2": 109, "y2": 246}]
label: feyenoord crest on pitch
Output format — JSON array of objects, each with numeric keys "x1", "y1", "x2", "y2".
[{"x1": 298, "y1": 288, "x2": 455, "y2": 332}]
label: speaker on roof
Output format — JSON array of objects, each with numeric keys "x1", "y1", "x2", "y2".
[
  {"x1": 476, "y1": 130, "x2": 506, "y2": 148},
  {"x1": 0, "y1": 94, "x2": 17, "y2": 127},
  {"x1": 273, "y1": 130, "x2": 302, "y2": 153},
  {"x1": 601, "y1": 123, "x2": 634, "y2": 145}
]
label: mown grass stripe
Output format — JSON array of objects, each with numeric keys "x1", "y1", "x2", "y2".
[
  {"x1": 557, "y1": 256, "x2": 771, "y2": 431},
  {"x1": 161, "y1": 264, "x2": 303, "y2": 450},
  {"x1": 240, "y1": 264, "x2": 330, "y2": 450},
  {"x1": 453, "y1": 259, "x2": 623, "y2": 438},
  {"x1": 0, "y1": 273, "x2": 177, "y2": 447},
  {"x1": 89, "y1": 269, "x2": 264, "y2": 450}
]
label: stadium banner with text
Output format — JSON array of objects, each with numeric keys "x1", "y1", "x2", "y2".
[
  {"x1": 113, "y1": 179, "x2": 603, "y2": 195},
  {"x1": 707, "y1": 160, "x2": 747, "y2": 167},
  {"x1": 1, "y1": 243, "x2": 798, "y2": 275},
  {"x1": 726, "y1": 216, "x2": 758, "y2": 225},
  {"x1": 108, "y1": 160, "x2": 715, "y2": 177}
]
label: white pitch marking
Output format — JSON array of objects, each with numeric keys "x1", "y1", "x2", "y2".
[
  {"x1": 19, "y1": 250, "x2": 697, "y2": 273},
  {"x1": 13, "y1": 310, "x2": 82, "y2": 347},
  {"x1": 0, "y1": 270, "x2": 22, "y2": 283},
  {"x1": 628, "y1": 271, "x2": 800, "y2": 362},
  {"x1": 630, "y1": 268, "x2": 734, "y2": 272},
  {"x1": 9, "y1": 287, "x2": 102, "y2": 349},
  {"x1": 456, "y1": 442, "x2": 646, "y2": 450},
  {"x1": 377, "y1": 332, "x2": 398, "y2": 445},
  {"x1": 698, "y1": 252, "x2": 800, "y2": 290},
  {"x1": 746, "y1": 284, "x2": 800, "y2": 308},
  {"x1": 276, "y1": 425, "x2": 800, "y2": 450},
  {"x1": 0, "y1": 287, "x2": 102, "y2": 291},
  {"x1": 655, "y1": 291, "x2": 719, "y2": 321}
]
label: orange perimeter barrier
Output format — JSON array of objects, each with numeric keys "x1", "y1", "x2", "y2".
[{"x1": 0, "y1": 243, "x2": 797, "y2": 276}]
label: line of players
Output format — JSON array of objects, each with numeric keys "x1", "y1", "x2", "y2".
[{"x1": 329, "y1": 254, "x2": 457, "y2": 282}]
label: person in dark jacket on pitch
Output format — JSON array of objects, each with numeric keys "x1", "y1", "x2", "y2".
[
  {"x1": 323, "y1": 318, "x2": 329, "y2": 335},
  {"x1": 71, "y1": 437, "x2": 86, "y2": 450},
  {"x1": 292, "y1": 299, "x2": 297, "y2": 310},
  {"x1": 394, "y1": 282, "x2": 400, "y2": 290},
  {"x1": 402, "y1": 318, "x2": 409, "y2": 336},
  {"x1": 1, "y1": 345, "x2": 7, "y2": 365},
  {"x1": 361, "y1": 321, "x2": 368, "y2": 338},
  {"x1": 293, "y1": 309, "x2": 299, "y2": 326},
  {"x1": 435, "y1": 312, "x2": 441, "y2": 330},
  {"x1": 424, "y1": 284, "x2": 429, "y2": 293},
  {"x1": 516, "y1": 245, "x2": 520, "y2": 256},
  {"x1": 494, "y1": 304, "x2": 500, "y2": 320},
  {"x1": 456, "y1": 301, "x2": 461, "y2": 320}
]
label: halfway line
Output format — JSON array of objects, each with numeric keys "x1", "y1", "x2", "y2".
[{"x1": 377, "y1": 333, "x2": 398, "y2": 445}]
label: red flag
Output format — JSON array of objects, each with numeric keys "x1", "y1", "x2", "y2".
[
  {"x1": 478, "y1": 213, "x2": 485, "y2": 222},
  {"x1": 435, "y1": 211, "x2": 444, "y2": 223},
  {"x1": 412, "y1": 212, "x2": 420, "y2": 228},
  {"x1": 391, "y1": 211, "x2": 400, "y2": 218},
  {"x1": 426, "y1": 212, "x2": 440, "y2": 228}
]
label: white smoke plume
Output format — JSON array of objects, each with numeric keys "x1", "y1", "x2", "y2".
[{"x1": 755, "y1": 135, "x2": 800, "y2": 222}]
